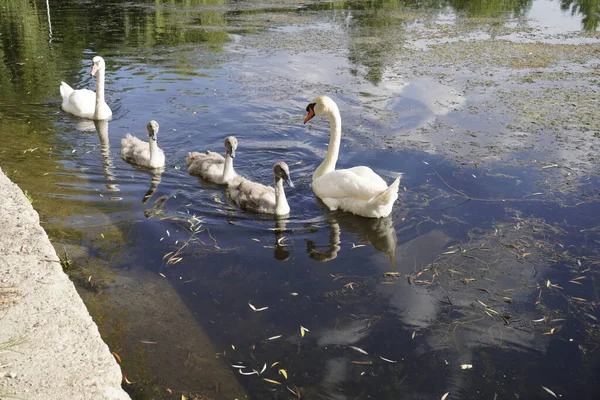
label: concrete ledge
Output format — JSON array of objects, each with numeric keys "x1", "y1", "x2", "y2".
[{"x1": 0, "y1": 167, "x2": 130, "y2": 400}]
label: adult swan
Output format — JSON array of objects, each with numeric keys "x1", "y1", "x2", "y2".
[
  {"x1": 304, "y1": 95, "x2": 402, "y2": 218},
  {"x1": 60, "y1": 56, "x2": 112, "y2": 120}
]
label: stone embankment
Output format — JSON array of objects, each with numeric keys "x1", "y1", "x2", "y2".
[{"x1": 0, "y1": 167, "x2": 130, "y2": 400}]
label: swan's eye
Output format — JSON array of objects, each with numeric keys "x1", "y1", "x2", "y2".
[{"x1": 306, "y1": 103, "x2": 315, "y2": 112}]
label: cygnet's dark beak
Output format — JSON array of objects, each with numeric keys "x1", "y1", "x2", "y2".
[
  {"x1": 229, "y1": 148, "x2": 236, "y2": 158},
  {"x1": 284, "y1": 177, "x2": 294, "y2": 188}
]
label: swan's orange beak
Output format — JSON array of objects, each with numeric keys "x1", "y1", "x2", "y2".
[
  {"x1": 90, "y1": 64, "x2": 99, "y2": 76},
  {"x1": 303, "y1": 108, "x2": 315, "y2": 124}
]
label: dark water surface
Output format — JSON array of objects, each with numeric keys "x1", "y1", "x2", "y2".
[{"x1": 1, "y1": 0, "x2": 600, "y2": 399}]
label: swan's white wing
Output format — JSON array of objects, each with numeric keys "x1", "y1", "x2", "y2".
[
  {"x1": 63, "y1": 89, "x2": 96, "y2": 118},
  {"x1": 313, "y1": 168, "x2": 389, "y2": 200}
]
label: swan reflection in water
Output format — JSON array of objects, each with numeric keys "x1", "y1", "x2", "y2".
[
  {"x1": 142, "y1": 167, "x2": 164, "y2": 204},
  {"x1": 306, "y1": 212, "x2": 397, "y2": 266},
  {"x1": 91, "y1": 120, "x2": 120, "y2": 192}
]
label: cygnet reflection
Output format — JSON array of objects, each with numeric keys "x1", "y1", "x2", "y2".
[{"x1": 142, "y1": 167, "x2": 164, "y2": 204}]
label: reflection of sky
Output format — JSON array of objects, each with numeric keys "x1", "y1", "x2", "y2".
[{"x1": 527, "y1": 0, "x2": 589, "y2": 33}]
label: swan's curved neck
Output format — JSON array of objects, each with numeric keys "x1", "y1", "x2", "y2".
[
  {"x1": 221, "y1": 154, "x2": 235, "y2": 181},
  {"x1": 94, "y1": 68, "x2": 106, "y2": 118},
  {"x1": 274, "y1": 177, "x2": 289, "y2": 215},
  {"x1": 313, "y1": 106, "x2": 341, "y2": 180}
]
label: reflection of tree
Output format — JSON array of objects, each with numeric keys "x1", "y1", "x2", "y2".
[
  {"x1": 0, "y1": 0, "x2": 229, "y2": 106},
  {"x1": 448, "y1": 0, "x2": 532, "y2": 18},
  {"x1": 560, "y1": 0, "x2": 599, "y2": 31}
]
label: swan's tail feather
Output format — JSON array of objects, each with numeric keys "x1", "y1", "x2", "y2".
[
  {"x1": 371, "y1": 173, "x2": 402, "y2": 205},
  {"x1": 59, "y1": 81, "x2": 74, "y2": 99},
  {"x1": 186, "y1": 152, "x2": 203, "y2": 166}
]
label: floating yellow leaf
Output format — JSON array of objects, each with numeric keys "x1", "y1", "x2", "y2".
[
  {"x1": 263, "y1": 378, "x2": 281, "y2": 385},
  {"x1": 300, "y1": 326, "x2": 310, "y2": 337},
  {"x1": 271, "y1": 361, "x2": 280, "y2": 368},
  {"x1": 278, "y1": 369, "x2": 288, "y2": 379},
  {"x1": 384, "y1": 272, "x2": 400, "y2": 278},
  {"x1": 111, "y1": 352, "x2": 122, "y2": 363},
  {"x1": 543, "y1": 328, "x2": 555, "y2": 335},
  {"x1": 122, "y1": 373, "x2": 134, "y2": 384},
  {"x1": 411, "y1": 331, "x2": 416, "y2": 339},
  {"x1": 441, "y1": 393, "x2": 450, "y2": 400},
  {"x1": 573, "y1": 297, "x2": 587, "y2": 302},
  {"x1": 158, "y1": 273, "x2": 166, "y2": 278},
  {"x1": 460, "y1": 364, "x2": 473, "y2": 370},
  {"x1": 344, "y1": 282, "x2": 358, "y2": 290}
]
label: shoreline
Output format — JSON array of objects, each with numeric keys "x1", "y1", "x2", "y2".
[{"x1": 0, "y1": 167, "x2": 130, "y2": 400}]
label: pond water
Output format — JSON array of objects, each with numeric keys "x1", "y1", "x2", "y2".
[{"x1": 1, "y1": 0, "x2": 600, "y2": 399}]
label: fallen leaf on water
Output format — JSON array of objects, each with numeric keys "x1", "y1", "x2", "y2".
[
  {"x1": 279, "y1": 369, "x2": 288, "y2": 379},
  {"x1": 546, "y1": 279, "x2": 551, "y2": 288},
  {"x1": 344, "y1": 282, "x2": 358, "y2": 290},
  {"x1": 460, "y1": 364, "x2": 473, "y2": 370},
  {"x1": 476, "y1": 300, "x2": 488, "y2": 308},
  {"x1": 572, "y1": 276, "x2": 586, "y2": 281},
  {"x1": 541, "y1": 386, "x2": 557, "y2": 398},
  {"x1": 412, "y1": 331, "x2": 416, "y2": 339},
  {"x1": 260, "y1": 363, "x2": 267, "y2": 374},
  {"x1": 231, "y1": 344, "x2": 236, "y2": 350},
  {"x1": 263, "y1": 378, "x2": 281, "y2": 385},
  {"x1": 349, "y1": 346, "x2": 368, "y2": 355},
  {"x1": 443, "y1": 249, "x2": 458, "y2": 255},
  {"x1": 290, "y1": 292, "x2": 299, "y2": 296},
  {"x1": 441, "y1": 393, "x2": 450, "y2": 400},
  {"x1": 267, "y1": 335, "x2": 282, "y2": 341},
  {"x1": 271, "y1": 361, "x2": 280, "y2": 368},
  {"x1": 158, "y1": 273, "x2": 166, "y2": 278},
  {"x1": 543, "y1": 328, "x2": 556, "y2": 335},
  {"x1": 573, "y1": 297, "x2": 587, "y2": 302},
  {"x1": 122, "y1": 373, "x2": 134, "y2": 384},
  {"x1": 100, "y1": 233, "x2": 105, "y2": 239},
  {"x1": 112, "y1": 352, "x2": 122, "y2": 363},
  {"x1": 569, "y1": 280, "x2": 583, "y2": 285},
  {"x1": 522, "y1": 252, "x2": 531, "y2": 257},
  {"x1": 249, "y1": 302, "x2": 268, "y2": 312},
  {"x1": 287, "y1": 386, "x2": 301, "y2": 398},
  {"x1": 351, "y1": 243, "x2": 366, "y2": 249},
  {"x1": 239, "y1": 369, "x2": 258, "y2": 376},
  {"x1": 384, "y1": 272, "x2": 400, "y2": 278},
  {"x1": 251, "y1": 238, "x2": 260, "y2": 242},
  {"x1": 181, "y1": 394, "x2": 186, "y2": 400},
  {"x1": 300, "y1": 326, "x2": 310, "y2": 337}
]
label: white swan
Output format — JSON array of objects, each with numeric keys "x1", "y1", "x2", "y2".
[
  {"x1": 186, "y1": 136, "x2": 238, "y2": 185},
  {"x1": 227, "y1": 162, "x2": 293, "y2": 216},
  {"x1": 304, "y1": 95, "x2": 402, "y2": 218},
  {"x1": 121, "y1": 120, "x2": 165, "y2": 169},
  {"x1": 60, "y1": 56, "x2": 112, "y2": 120}
]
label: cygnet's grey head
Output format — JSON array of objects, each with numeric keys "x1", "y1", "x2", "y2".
[
  {"x1": 146, "y1": 120, "x2": 160, "y2": 141},
  {"x1": 224, "y1": 136, "x2": 238, "y2": 158},
  {"x1": 90, "y1": 56, "x2": 106, "y2": 78},
  {"x1": 273, "y1": 161, "x2": 293, "y2": 188}
]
